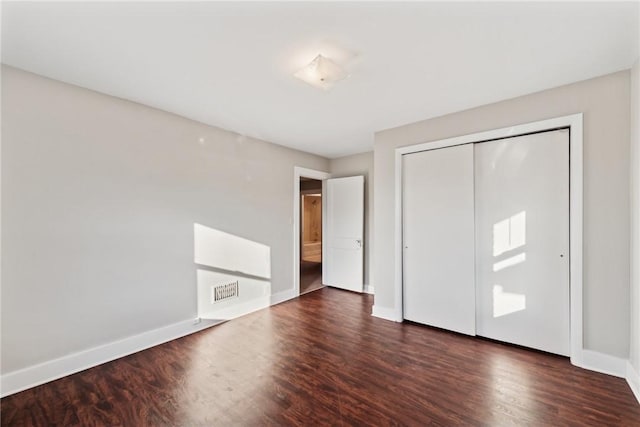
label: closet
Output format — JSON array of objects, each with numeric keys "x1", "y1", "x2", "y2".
[
  {"x1": 402, "y1": 129, "x2": 570, "y2": 356},
  {"x1": 403, "y1": 144, "x2": 476, "y2": 335}
]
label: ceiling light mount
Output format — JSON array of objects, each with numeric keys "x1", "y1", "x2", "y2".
[{"x1": 293, "y1": 54, "x2": 349, "y2": 91}]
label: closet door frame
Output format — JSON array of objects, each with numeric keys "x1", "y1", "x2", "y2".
[{"x1": 392, "y1": 113, "x2": 584, "y2": 368}]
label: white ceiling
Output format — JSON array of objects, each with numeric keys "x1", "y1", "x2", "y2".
[{"x1": 2, "y1": 2, "x2": 639, "y2": 158}]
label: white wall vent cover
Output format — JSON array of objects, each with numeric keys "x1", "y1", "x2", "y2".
[
  {"x1": 213, "y1": 281, "x2": 239, "y2": 303},
  {"x1": 197, "y1": 270, "x2": 270, "y2": 321}
]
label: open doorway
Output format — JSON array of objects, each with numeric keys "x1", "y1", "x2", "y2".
[{"x1": 300, "y1": 177, "x2": 323, "y2": 294}]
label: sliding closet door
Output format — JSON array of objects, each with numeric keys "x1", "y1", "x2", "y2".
[
  {"x1": 403, "y1": 144, "x2": 476, "y2": 335},
  {"x1": 475, "y1": 129, "x2": 570, "y2": 356}
]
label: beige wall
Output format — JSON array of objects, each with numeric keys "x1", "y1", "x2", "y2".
[
  {"x1": 374, "y1": 70, "x2": 631, "y2": 358},
  {"x1": 631, "y1": 58, "x2": 640, "y2": 372},
  {"x1": 330, "y1": 152, "x2": 374, "y2": 291},
  {"x1": 1, "y1": 66, "x2": 329, "y2": 373}
]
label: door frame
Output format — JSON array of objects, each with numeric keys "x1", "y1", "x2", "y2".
[
  {"x1": 392, "y1": 113, "x2": 584, "y2": 367},
  {"x1": 293, "y1": 166, "x2": 330, "y2": 296}
]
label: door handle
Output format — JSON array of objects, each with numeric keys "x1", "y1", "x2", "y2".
[{"x1": 356, "y1": 239, "x2": 362, "y2": 248}]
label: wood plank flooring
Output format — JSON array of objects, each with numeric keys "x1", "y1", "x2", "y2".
[
  {"x1": 299, "y1": 260, "x2": 323, "y2": 295},
  {"x1": 2, "y1": 288, "x2": 639, "y2": 426}
]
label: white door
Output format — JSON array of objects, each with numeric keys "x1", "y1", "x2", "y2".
[
  {"x1": 402, "y1": 144, "x2": 476, "y2": 335},
  {"x1": 475, "y1": 129, "x2": 570, "y2": 356},
  {"x1": 324, "y1": 176, "x2": 364, "y2": 292}
]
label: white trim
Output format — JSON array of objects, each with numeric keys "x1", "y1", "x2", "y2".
[
  {"x1": 576, "y1": 350, "x2": 626, "y2": 378},
  {"x1": 567, "y1": 116, "x2": 585, "y2": 369},
  {"x1": 322, "y1": 179, "x2": 328, "y2": 285},
  {"x1": 270, "y1": 288, "x2": 298, "y2": 306},
  {"x1": 394, "y1": 149, "x2": 404, "y2": 321},
  {"x1": 395, "y1": 115, "x2": 580, "y2": 156},
  {"x1": 371, "y1": 305, "x2": 402, "y2": 322},
  {"x1": 364, "y1": 284, "x2": 375, "y2": 295},
  {"x1": 0, "y1": 286, "x2": 301, "y2": 398},
  {"x1": 202, "y1": 296, "x2": 271, "y2": 321},
  {"x1": 0, "y1": 317, "x2": 221, "y2": 398},
  {"x1": 293, "y1": 166, "x2": 330, "y2": 296},
  {"x1": 627, "y1": 362, "x2": 640, "y2": 404},
  {"x1": 393, "y1": 114, "x2": 585, "y2": 366}
]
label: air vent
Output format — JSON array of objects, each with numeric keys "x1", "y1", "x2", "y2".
[{"x1": 212, "y1": 280, "x2": 239, "y2": 303}]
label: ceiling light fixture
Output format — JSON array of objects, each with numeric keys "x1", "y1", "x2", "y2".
[{"x1": 293, "y1": 54, "x2": 349, "y2": 91}]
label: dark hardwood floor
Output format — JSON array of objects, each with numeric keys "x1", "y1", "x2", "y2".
[
  {"x1": 299, "y1": 260, "x2": 323, "y2": 295},
  {"x1": 2, "y1": 288, "x2": 639, "y2": 426}
]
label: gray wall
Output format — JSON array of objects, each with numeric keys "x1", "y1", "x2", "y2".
[
  {"x1": 374, "y1": 70, "x2": 631, "y2": 358},
  {"x1": 329, "y1": 152, "x2": 374, "y2": 291},
  {"x1": 1, "y1": 66, "x2": 329, "y2": 374},
  {"x1": 631, "y1": 58, "x2": 640, "y2": 372}
]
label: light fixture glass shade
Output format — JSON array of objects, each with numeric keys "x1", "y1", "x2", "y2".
[{"x1": 293, "y1": 54, "x2": 348, "y2": 90}]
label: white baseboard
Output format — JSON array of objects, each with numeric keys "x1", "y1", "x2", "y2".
[
  {"x1": 364, "y1": 284, "x2": 375, "y2": 295},
  {"x1": 627, "y1": 361, "x2": 640, "y2": 404},
  {"x1": 575, "y1": 349, "x2": 627, "y2": 378},
  {"x1": 270, "y1": 288, "x2": 297, "y2": 306},
  {"x1": 6, "y1": 287, "x2": 634, "y2": 404},
  {"x1": 200, "y1": 295, "x2": 270, "y2": 321},
  {"x1": 371, "y1": 305, "x2": 401, "y2": 322},
  {"x1": 1, "y1": 287, "x2": 300, "y2": 398},
  {"x1": 202, "y1": 288, "x2": 298, "y2": 322},
  {"x1": 0, "y1": 317, "x2": 221, "y2": 398}
]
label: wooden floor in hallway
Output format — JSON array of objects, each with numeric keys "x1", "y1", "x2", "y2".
[
  {"x1": 2, "y1": 287, "x2": 639, "y2": 426},
  {"x1": 299, "y1": 260, "x2": 323, "y2": 295}
]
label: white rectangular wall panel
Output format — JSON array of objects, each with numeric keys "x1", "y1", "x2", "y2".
[
  {"x1": 475, "y1": 129, "x2": 570, "y2": 356},
  {"x1": 402, "y1": 144, "x2": 476, "y2": 335}
]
